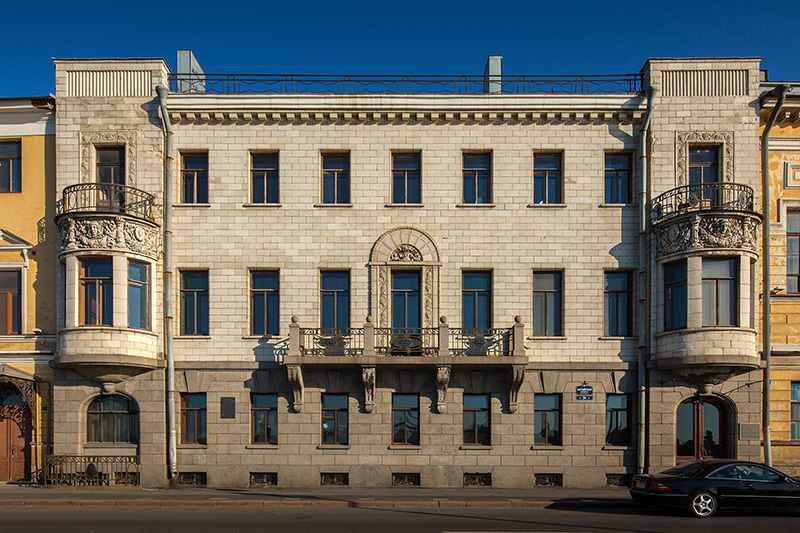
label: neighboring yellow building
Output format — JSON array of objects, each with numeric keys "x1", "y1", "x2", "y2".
[
  {"x1": 762, "y1": 84, "x2": 800, "y2": 475},
  {"x1": 0, "y1": 97, "x2": 56, "y2": 482}
]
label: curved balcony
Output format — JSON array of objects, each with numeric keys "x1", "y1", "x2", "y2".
[
  {"x1": 651, "y1": 183, "x2": 761, "y2": 260},
  {"x1": 654, "y1": 327, "x2": 759, "y2": 385},
  {"x1": 651, "y1": 182, "x2": 755, "y2": 223},
  {"x1": 57, "y1": 183, "x2": 157, "y2": 223},
  {"x1": 56, "y1": 184, "x2": 161, "y2": 260},
  {"x1": 56, "y1": 327, "x2": 162, "y2": 385}
]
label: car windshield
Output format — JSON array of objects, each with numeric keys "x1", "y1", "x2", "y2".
[{"x1": 659, "y1": 462, "x2": 708, "y2": 477}]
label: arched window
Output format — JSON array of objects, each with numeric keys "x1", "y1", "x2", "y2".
[
  {"x1": 87, "y1": 395, "x2": 139, "y2": 444},
  {"x1": 676, "y1": 396, "x2": 727, "y2": 463}
]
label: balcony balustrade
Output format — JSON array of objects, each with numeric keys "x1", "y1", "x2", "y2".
[
  {"x1": 57, "y1": 183, "x2": 157, "y2": 223},
  {"x1": 284, "y1": 316, "x2": 528, "y2": 414},
  {"x1": 651, "y1": 182, "x2": 755, "y2": 222}
]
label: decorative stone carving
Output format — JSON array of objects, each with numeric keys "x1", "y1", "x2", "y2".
[
  {"x1": 362, "y1": 366, "x2": 376, "y2": 413},
  {"x1": 436, "y1": 365, "x2": 450, "y2": 414},
  {"x1": 80, "y1": 131, "x2": 138, "y2": 187},
  {"x1": 653, "y1": 213, "x2": 758, "y2": 258},
  {"x1": 370, "y1": 228, "x2": 440, "y2": 328},
  {"x1": 389, "y1": 244, "x2": 422, "y2": 262},
  {"x1": 0, "y1": 377, "x2": 37, "y2": 431},
  {"x1": 676, "y1": 131, "x2": 734, "y2": 187},
  {"x1": 59, "y1": 216, "x2": 160, "y2": 258},
  {"x1": 287, "y1": 365, "x2": 304, "y2": 413},
  {"x1": 508, "y1": 365, "x2": 526, "y2": 414}
]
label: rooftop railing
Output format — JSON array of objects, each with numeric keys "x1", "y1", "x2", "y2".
[
  {"x1": 170, "y1": 73, "x2": 642, "y2": 95},
  {"x1": 57, "y1": 183, "x2": 157, "y2": 223},
  {"x1": 651, "y1": 183, "x2": 756, "y2": 223}
]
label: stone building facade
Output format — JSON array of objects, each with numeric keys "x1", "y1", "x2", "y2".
[{"x1": 49, "y1": 54, "x2": 765, "y2": 488}]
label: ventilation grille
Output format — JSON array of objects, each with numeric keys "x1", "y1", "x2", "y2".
[
  {"x1": 392, "y1": 472, "x2": 421, "y2": 486},
  {"x1": 606, "y1": 473, "x2": 632, "y2": 487},
  {"x1": 463, "y1": 472, "x2": 492, "y2": 487},
  {"x1": 65, "y1": 70, "x2": 152, "y2": 97},
  {"x1": 321, "y1": 473, "x2": 349, "y2": 486},
  {"x1": 178, "y1": 472, "x2": 207, "y2": 486},
  {"x1": 250, "y1": 472, "x2": 278, "y2": 487},
  {"x1": 662, "y1": 70, "x2": 748, "y2": 97},
  {"x1": 534, "y1": 473, "x2": 563, "y2": 486}
]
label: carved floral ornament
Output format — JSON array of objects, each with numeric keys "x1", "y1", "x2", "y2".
[
  {"x1": 59, "y1": 216, "x2": 161, "y2": 258},
  {"x1": 80, "y1": 131, "x2": 138, "y2": 186},
  {"x1": 676, "y1": 131, "x2": 734, "y2": 187},
  {"x1": 653, "y1": 213, "x2": 758, "y2": 258},
  {"x1": 389, "y1": 244, "x2": 422, "y2": 262}
]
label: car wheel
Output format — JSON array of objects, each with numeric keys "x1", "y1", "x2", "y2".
[{"x1": 689, "y1": 491, "x2": 717, "y2": 518}]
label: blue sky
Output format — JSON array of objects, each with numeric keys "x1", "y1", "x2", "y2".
[{"x1": 1, "y1": 0, "x2": 798, "y2": 97}]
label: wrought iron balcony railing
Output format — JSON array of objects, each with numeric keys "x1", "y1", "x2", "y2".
[
  {"x1": 651, "y1": 183, "x2": 755, "y2": 223},
  {"x1": 290, "y1": 317, "x2": 524, "y2": 358},
  {"x1": 299, "y1": 328, "x2": 365, "y2": 356},
  {"x1": 449, "y1": 328, "x2": 512, "y2": 357},
  {"x1": 170, "y1": 73, "x2": 642, "y2": 96},
  {"x1": 57, "y1": 183, "x2": 156, "y2": 223},
  {"x1": 375, "y1": 328, "x2": 439, "y2": 357}
]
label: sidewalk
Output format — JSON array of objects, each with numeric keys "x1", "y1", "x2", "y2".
[{"x1": 0, "y1": 483, "x2": 637, "y2": 509}]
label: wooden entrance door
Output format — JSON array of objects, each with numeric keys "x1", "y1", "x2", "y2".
[
  {"x1": 676, "y1": 396, "x2": 728, "y2": 463},
  {"x1": 0, "y1": 385, "x2": 31, "y2": 481}
]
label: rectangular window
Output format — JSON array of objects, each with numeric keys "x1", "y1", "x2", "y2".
[
  {"x1": 604, "y1": 153, "x2": 631, "y2": 204},
  {"x1": 605, "y1": 394, "x2": 631, "y2": 446},
  {"x1": 462, "y1": 152, "x2": 491, "y2": 204},
  {"x1": 181, "y1": 271, "x2": 209, "y2": 335},
  {"x1": 251, "y1": 153, "x2": 279, "y2": 204},
  {"x1": 702, "y1": 258, "x2": 737, "y2": 326},
  {"x1": 534, "y1": 394, "x2": 561, "y2": 445},
  {"x1": 0, "y1": 271, "x2": 21, "y2": 334},
  {"x1": 533, "y1": 153, "x2": 562, "y2": 204},
  {"x1": 462, "y1": 271, "x2": 491, "y2": 331},
  {"x1": 664, "y1": 261, "x2": 687, "y2": 330},
  {"x1": 321, "y1": 394, "x2": 348, "y2": 445},
  {"x1": 688, "y1": 148, "x2": 718, "y2": 186},
  {"x1": 252, "y1": 394, "x2": 278, "y2": 445},
  {"x1": 0, "y1": 141, "x2": 21, "y2": 192},
  {"x1": 463, "y1": 394, "x2": 490, "y2": 445},
  {"x1": 128, "y1": 261, "x2": 149, "y2": 329},
  {"x1": 96, "y1": 147, "x2": 125, "y2": 185},
  {"x1": 251, "y1": 271, "x2": 279, "y2": 335},
  {"x1": 181, "y1": 153, "x2": 208, "y2": 204},
  {"x1": 80, "y1": 259, "x2": 113, "y2": 326},
  {"x1": 791, "y1": 383, "x2": 800, "y2": 440},
  {"x1": 322, "y1": 153, "x2": 350, "y2": 204},
  {"x1": 321, "y1": 271, "x2": 349, "y2": 331},
  {"x1": 788, "y1": 212, "x2": 800, "y2": 293},
  {"x1": 181, "y1": 393, "x2": 207, "y2": 445},
  {"x1": 392, "y1": 394, "x2": 420, "y2": 445},
  {"x1": 604, "y1": 271, "x2": 632, "y2": 337},
  {"x1": 532, "y1": 271, "x2": 562, "y2": 336},
  {"x1": 392, "y1": 153, "x2": 421, "y2": 204}
]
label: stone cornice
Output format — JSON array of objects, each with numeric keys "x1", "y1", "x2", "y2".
[{"x1": 166, "y1": 94, "x2": 646, "y2": 126}]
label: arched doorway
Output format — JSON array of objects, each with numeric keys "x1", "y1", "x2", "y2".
[
  {"x1": 0, "y1": 383, "x2": 32, "y2": 481},
  {"x1": 676, "y1": 396, "x2": 728, "y2": 463}
]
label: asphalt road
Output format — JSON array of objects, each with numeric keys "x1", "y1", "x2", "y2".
[{"x1": 3, "y1": 505, "x2": 798, "y2": 532}]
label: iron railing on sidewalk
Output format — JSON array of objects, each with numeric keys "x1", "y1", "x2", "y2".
[{"x1": 44, "y1": 455, "x2": 140, "y2": 486}]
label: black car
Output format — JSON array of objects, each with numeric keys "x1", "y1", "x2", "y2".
[{"x1": 629, "y1": 459, "x2": 800, "y2": 517}]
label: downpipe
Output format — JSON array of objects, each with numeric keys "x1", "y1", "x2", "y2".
[
  {"x1": 156, "y1": 84, "x2": 178, "y2": 479},
  {"x1": 761, "y1": 84, "x2": 787, "y2": 467}
]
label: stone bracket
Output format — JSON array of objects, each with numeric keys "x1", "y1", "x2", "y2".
[
  {"x1": 287, "y1": 365, "x2": 304, "y2": 413},
  {"x1": 362, "y1": 366, "x2": 376, "y2": 413},
  {"x1": 508, "y1": 365, "x2": 526, "y2": 414},
  {"x1": 436, "y1": 365, "x2": 450, "y2": 414}
]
